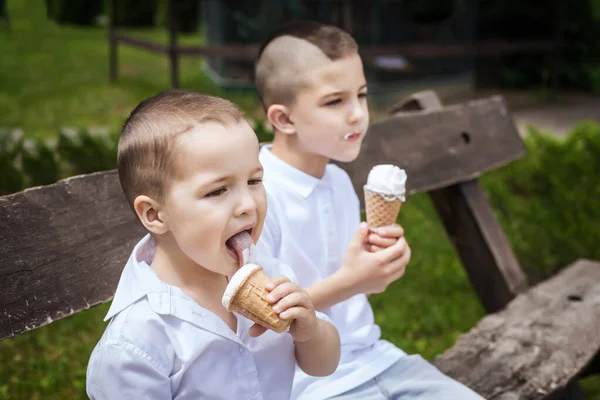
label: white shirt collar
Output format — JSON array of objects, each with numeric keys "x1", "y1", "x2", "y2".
[
  {"x1": 105, "y1": 234, "x2": 160, "y2": 321},
  {"x1": 259, "y1": 145, "x2": 322, "y2": 198},
  {"x1": 105, "y1": 235, "x2": 216, "y2": 326}
]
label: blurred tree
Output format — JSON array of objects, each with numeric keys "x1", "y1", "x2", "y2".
[
  {"x1": 44, "y1": 0, "x2": 103, "y2": 26},
  {"x1": 0, "y1": 0, "x2": 7, "y2": 21},
  {"x1": 478, "y1": 0, "x2": 600, "y2": 92},
  {"x1": 155, "y1": 0, "x2": 202, "y2": 33}
]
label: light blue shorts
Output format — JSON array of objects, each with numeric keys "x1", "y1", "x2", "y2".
[{"x1": 328, "y1": 355, "x2": 484, "y2": 400}]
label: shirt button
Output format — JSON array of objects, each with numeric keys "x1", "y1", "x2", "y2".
[{"x1": 239, "y1": 346, "x2": 246, "y2": 356}]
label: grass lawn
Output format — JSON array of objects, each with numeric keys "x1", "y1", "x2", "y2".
[
  {"x1": 0, "y1": 0, "x2": 260, "y2": 139},
  {"x1": 1, "y1": 1, "x2": 599, "y2": 399}
]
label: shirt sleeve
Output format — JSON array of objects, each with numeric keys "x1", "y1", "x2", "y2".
[{"x1": 87, "y1": 339, "x2": 171, "y2": 399}]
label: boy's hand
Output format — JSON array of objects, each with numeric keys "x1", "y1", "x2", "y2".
[
  {"x1": 367, "y1": 224, "x2": 404, "y2": 252},
  {"x1": 340, "y1": 222, "x2": 411, "y2": 295},
  {"x1": 248, "y1": 276, "x2": 318, "y2": 342}
]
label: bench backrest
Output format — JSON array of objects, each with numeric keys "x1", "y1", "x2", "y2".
[{"x1": 0, "y1": 90, "x2": 528, "y2": 341}]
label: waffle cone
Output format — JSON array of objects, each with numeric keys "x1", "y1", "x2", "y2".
[
  {"x1": 227, "y1": 266, "x2": 292, "y2": 333},
  {"x1": 364, "y1": 188, "x2": 402, "y2": 229}
]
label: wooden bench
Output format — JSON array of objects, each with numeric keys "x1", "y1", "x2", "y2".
[{"x1": 1, "y1": 90, "x2": 598, "y2": 399}]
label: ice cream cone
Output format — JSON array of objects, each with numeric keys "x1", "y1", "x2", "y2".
[
  {"x1": 363, "y1": 164, "x2": 406, "y2": 230},
  {"x1": 223, "y1": 264, "x2": 292, "y2": 333},
  {"x1": 364, "y1": 188, "x2": 402, "y2": 229}
]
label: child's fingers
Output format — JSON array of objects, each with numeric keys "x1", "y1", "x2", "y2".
[
  {"x1": 369, "y1": 244, "x2": 385, "y2": 252},
  {"x1": 383, "y1": 245, "x2": 411, "y2": 281},
  {"x1": 377, "y1": 236, "x2": 408, "y2": 264},
  {"x1": 367, "y1": 233, "x2": 397, "y2": 249},
  {"x1": 278, "y1": 305, "x2": 310, "y2": 321},
  {"x1": 272, "y1": 291, "x2": 311, "y2": 315},
  {"x1": 265, "y1": 275, "x2": 290, "y2": 291},
  {"x1": 371, "y1": 224, "x2": 404, "y2": 238},
  {"x1": 266, "y1": 281, "x2": 298, "y2": 304}
]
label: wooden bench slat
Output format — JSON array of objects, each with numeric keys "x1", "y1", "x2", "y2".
[
  {"x1": 429, "y1": 180, "x2": 529, "y2": 313},
  {"x1": 0, "y1": 171, "x2": 144, "y2": 340},
  {"x1": 339, "y1": 95, "x2": 526, "y2": 209},
  {"x1": 433, "y1": 259, "x2": 600, "y2": 399}
]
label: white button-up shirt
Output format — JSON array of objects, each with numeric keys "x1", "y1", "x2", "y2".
[
  {"x1": 257, "y1": 146, "x2": 406, "y2": 400},
  {"x1": 87, "y1": 234, "x2": 300, "y2": 400}
]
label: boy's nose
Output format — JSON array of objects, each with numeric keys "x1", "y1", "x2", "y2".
[
  {"x1": 235, "y1": 189, "x2": 258, "y2": 216},
  {"x1": 348, "y1": 100, "x2": 367, "y2": 124}
]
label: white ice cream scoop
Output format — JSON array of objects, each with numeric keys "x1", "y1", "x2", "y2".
[
  {"x1": 363, "y1": 164, "x2": 407, "y2": 201},
  {"x1": 222, "y1": 263, "x2": 261, "y2": 309}
]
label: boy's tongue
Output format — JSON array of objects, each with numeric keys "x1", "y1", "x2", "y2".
[{"x1": 226, "y1": 231, "x2": 256, "y2": 267}]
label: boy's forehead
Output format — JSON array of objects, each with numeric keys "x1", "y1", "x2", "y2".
[
  {"x1": 171, "y1": 121, "x2": 258, "y2": 173},
  {"x1": 176, "y1": 121, "x2": 255, "y2": 152},
  {"x1": 299, "y1": 53, "x2": 365, "y2": 95}
]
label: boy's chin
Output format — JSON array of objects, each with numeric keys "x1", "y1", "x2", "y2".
[{"x1": 332, "y1": 151, "x2": 361, "y2": 164}]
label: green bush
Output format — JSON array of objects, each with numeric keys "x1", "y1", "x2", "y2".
[
  {"x1": 0, "y1": 118, "x2": 271, "y2": 196},
  {"x1": 0, "y1": 127, "x2": 120, "y2": 195},
  {"x1": 44, "y1": 0, "x2": 160, "y2": 28},
  {"x1": 112, "y1": 0, "x2": 158, "y2": 28},
  {"x1": 56, "y1": 127, "x2": 117, "y2": 175},
  {"x1": 0, "y1": 129, "x2": 24, "y2": 195},
  {"x1": 155, "y1": 0, "x2": 201, "y2": 33},
  {"x1": 482, "y1": 121, "x2": 600, "y2": 281},
  {"x1": 479, "y1": 0, "x2": 600, "y2": 92},
  {"x1": 21, "y1": 138, "x2": 61, "y2": 187},
  {"x1": 44, "y1": 0, "x2": 103, "y2": 26}
]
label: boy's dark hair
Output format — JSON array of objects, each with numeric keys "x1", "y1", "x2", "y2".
[
  {"x1": 255, "y1": 20, "x2": 359, "y2": 109},
  {"x1": 117, "y1": 90, "x2": 245, "y2": 208}
]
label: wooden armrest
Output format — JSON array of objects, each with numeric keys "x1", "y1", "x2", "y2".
[{"x1": 433, "y1": 259, "x2": 600, "y2": 399}]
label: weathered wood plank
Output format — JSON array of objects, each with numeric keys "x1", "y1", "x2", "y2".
[
  {"x1": 0, "y1": 171, "x2": 144, "y2": 341},
  {"x1": 434, "y1": 259, "x2": 600, "y2": 400},
  {"x1": 429, "y1": 180, "x2": 529, "y2": 313},
  {"x1": 338, "y1": 94, "x2": 527, "y2": 209}
]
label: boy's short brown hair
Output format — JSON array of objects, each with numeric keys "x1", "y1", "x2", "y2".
[
  {"x1": 117, "y1": 90, "x2": 245, "y2": 208},
  {"x1": 255, "y1": 20, "x2": 359, "y2": 109}
]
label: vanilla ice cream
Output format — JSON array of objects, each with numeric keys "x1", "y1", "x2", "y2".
[
  {"x1": 364, "y1": 164, "x2": 407, "y2": 201},
  {"x1": 222, "y1": 263, "x2": 261, "y2": 310}
]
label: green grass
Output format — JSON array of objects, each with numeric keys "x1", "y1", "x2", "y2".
[
  {"x1": 0, "y1": 0, "x2": 260, "y2": 139},
  {"x1": 1, "y1": 1, "x2": 599, "y2": 398}
]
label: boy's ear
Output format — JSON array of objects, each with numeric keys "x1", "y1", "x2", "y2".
[
  {"x1": 267, "y1": 104, "x2": 295, "y2": 135},
  {"x1": 133, "y1": 195, "x2": 169, "y2": 235}
]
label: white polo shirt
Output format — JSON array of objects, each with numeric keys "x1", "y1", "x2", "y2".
[
  {"x1": 258, "y1": 146, "x2": 406, "y2": 400},
  {"x1": 86, "y1": 234, "x2": 299, "y2": 400}
]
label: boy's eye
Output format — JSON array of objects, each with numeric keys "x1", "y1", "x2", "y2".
[
  {"x1": 248, "y1": 178, "x2": 263, "y2": 186},
  {"x1": 359, "y1": 92, "x2": 368, "y2": 99},
  {"x1": 324, "y1": 98, "x2": 342, "y2": 106},
  {"x1": 206, "y1": 187, "x2": 227, "y2": 198}
]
